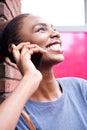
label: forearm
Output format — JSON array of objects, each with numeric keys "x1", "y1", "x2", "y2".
[{"x1": 0, "y1": 72, "x2": 42, "y2": 130}]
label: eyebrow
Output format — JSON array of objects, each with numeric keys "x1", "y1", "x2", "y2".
[{"x1": 32, "y1": 23, "x2": 53, "y2": 29}]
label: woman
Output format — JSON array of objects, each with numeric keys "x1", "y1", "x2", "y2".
[{"x1": 0, "y1": 13, "x2": 87, "y2": 130}]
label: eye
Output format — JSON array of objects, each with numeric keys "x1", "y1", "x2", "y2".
[
  {"x1": 52, "y1": 27, "x2": 56, "y2": 31},
  {"x1": 37, "y1": 27, "x2": 46, "y2": 32},
  {"x1": 53, "y1": 28, "x2": 56, "y2": 31}
]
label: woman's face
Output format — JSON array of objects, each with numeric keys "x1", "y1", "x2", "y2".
[{"x1": 20, "y1": 15, "x2": 64, "y2": 66}]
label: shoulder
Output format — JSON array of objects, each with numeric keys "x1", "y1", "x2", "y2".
[
  {"x1": 57, "y1": 77, "x2": 87, "y2": 99},
  {"x1": 57, "y1": 77, "x2": 87, "y2": 87}
]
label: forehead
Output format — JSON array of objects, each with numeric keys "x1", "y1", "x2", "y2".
[
  {"x1": 22, "y1": 15, "x2": 52, "y2": 28},
  {"x1": 19, "y1": 15, "x2": 52, "y2": 41}
]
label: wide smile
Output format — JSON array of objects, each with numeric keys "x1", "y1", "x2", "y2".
[{"x1": 46, "y1": 41, "x2": 63, "y2": 53}]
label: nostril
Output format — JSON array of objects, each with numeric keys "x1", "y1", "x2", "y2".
[{"x1": 50, "y1": 29, "x2": 60, "y2": 38}]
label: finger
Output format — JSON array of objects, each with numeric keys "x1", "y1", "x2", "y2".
[
  {"x1": 27, "y1": 48, "x2": 46, "y2": 57},
  {"x1": 24, "y1": 44, "x2": 47, "y2": 54},
  {"x1": 16, "y1": 42, "x2": 30, "y2": 50},
  {"x1": 8, "y1": 42, "x2": 30, "y2": 53},
  {"x1": 20, "y1": 45, "x2": 30, "y2": 58},
  {"x1": 11, "y1": 44, "x2": 21, "y2": 64}
]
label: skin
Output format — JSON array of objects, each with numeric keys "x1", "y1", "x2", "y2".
[
  {"x1": 20, "y1": 15, "x2": 64, "y2": 101},
  {"x1": 0, "y1": 15, "x2": 64, "y2": 130}
]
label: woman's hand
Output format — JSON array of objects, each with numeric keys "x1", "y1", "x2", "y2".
[
  {"x1": 8, "y1": 42, "x2": 46, "y2": 76},
  {"x1": 0, "y1": 42, "x2": 47, "y2": 130}
]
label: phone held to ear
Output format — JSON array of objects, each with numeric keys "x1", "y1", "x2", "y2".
[
  {"x1": 31, "y1": 52, "x2": 42, "y2": 69},
  {"x1": 8, "y1": 43, "x2": 43, "y2": 69},
  {"x1": 9, "y1": 52, "x2": 42, "y2": 70}
]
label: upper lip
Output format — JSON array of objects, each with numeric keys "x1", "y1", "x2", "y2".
[{"x1": 46, "y1": 39, "x2": 62, "y2": 48}]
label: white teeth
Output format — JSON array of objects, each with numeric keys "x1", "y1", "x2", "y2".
[{"x1": 48, "y1": 44, "x2": 61, "y2": 51}]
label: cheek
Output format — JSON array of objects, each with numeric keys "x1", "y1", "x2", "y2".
[
  {"x1": 30, "y1": 38, "x2": 44, "y2": 47},
  {"x1": 29, "y1": 35, "x2": 48, "y2": 47}
]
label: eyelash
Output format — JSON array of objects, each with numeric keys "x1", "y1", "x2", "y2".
[
  {"x1": 53, "y1": 28, "x2": 56, "y2": 31},
  {"x1": 36, "y1": 27, "x2": 56, "y2": 32},
  {"x1": 37, "y1": 27, "x2": 45, "y2": 32}
]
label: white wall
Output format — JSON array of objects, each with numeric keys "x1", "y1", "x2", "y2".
[{"x1": 21, "y1": 0, "x2": 85, "y2": 26}]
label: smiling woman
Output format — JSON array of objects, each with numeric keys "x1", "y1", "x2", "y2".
[
  {"x1": 21, "y1": 0, "x2": 85, "y2": 26},
  {"x1": 0, "y1": 13, "x2": 87, "y2": 130}
]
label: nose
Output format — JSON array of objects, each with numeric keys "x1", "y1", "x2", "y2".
[{"x1": 50, "y1": 29, "x2": 60, "y2": 38}]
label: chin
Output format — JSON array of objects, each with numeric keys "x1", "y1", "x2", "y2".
[
  {"x1": 42, "y1": 53, "x2": 64, "y2": 66},
  {"x1": 49, "y1": 57, "x2": 64, "y2": 67},
  {"x1": 56, "y1": 54, "x2": 64, "y2": 61},
  {"x1": 53, "y1": 56, "x2": 64, "y2": 65}
]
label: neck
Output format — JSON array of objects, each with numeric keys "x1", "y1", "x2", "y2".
[{"x1": 30, "y1": 68, "x2": 62, "y2": 102}]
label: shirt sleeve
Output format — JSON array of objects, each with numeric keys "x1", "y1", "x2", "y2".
[{"x1": 80, "y1": 78, "x2": 87, "y2": 102}]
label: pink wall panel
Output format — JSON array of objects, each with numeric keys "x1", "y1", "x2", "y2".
[{"x1": 53, "y1": 32, "x2": 87, "y2": 80}]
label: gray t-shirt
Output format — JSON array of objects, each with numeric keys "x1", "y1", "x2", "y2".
[{"x1": 16, "y1": 77, "x2": 87, "y2": 130}]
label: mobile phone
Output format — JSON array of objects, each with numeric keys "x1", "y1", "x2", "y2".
[
  {"x1": 9, "y1": 51, "x2": 42, "y2": 69},
  {"x1": 31, "y1": 52, "x2": 42, "y2": 69}
]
